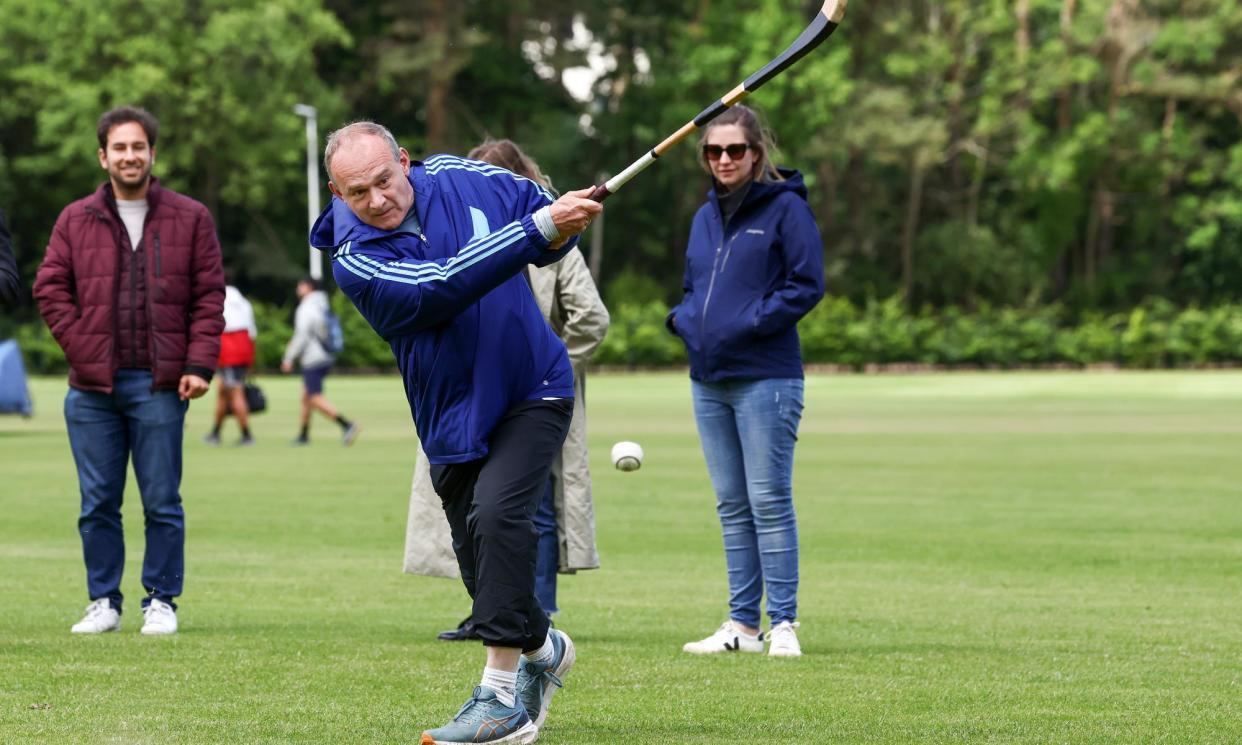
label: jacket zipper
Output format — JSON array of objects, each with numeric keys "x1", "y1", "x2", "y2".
[
  {"x1": 700, "y1": 243, "x2": 724, "y2": 336},
  {"x1": 719, "y1": 232, "x2": 741, "y2": 273},
  {"x1": 698, "y1": 201, "x2": 748, "y2": 375},
  {"x1": 130, "y1": 229, "x2": 140, "y2": 368},
  {"x1": 145, "y1": 239, "x2": 159, "y2": 384},
  {"x1": 700, "y1": 209, "x2": 726, "y2": 335},
  {"x1": 699, "y1": 226, "x2": 741, "y2": 339},
  {"x1": 86, "y1": 208, "x2": 120, "y2": 380}
]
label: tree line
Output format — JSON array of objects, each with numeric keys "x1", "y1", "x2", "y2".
[{"x1": 1, "y1": 0, "x2": 1239, "y2": 320}]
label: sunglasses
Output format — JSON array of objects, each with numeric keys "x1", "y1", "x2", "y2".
[{"x1": 702, "y1": 144, "x2": 751, "y2": 161}]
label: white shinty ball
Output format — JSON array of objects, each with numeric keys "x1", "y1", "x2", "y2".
[{"x1": 610, "y1": 441, "x2": 644, "y2": 472}]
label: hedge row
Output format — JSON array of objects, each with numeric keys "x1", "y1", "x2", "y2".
[
  {"x1": 593, "y1": 297, "x2": 1242, "y2": 369},
  {"x1": 11, "y1": 296, "x2": 1242, "y2": 375}
]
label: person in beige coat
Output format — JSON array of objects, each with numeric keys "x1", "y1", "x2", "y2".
[{"x1": 404, "y1": 139, "x2": 610, "y2": 641}]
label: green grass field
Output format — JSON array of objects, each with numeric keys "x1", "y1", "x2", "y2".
[{"x1": 3, "y1": 371, "x2": 1242, "y2": 743}]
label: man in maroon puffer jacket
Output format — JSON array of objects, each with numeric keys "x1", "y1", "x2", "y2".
[{"x1": 34, "y1": 106, "x2": 224, "y2": 636}]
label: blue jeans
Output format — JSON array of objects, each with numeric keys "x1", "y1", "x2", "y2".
[
  {"x1": 532, "y1": 478, "x2": 559, "y2": 616},
  {"x1": 64, "y1": 369, "x2": 188, "y2": 612},
  {"x1": 691, "y1": 378, "x2": 803, "y2": 628}
]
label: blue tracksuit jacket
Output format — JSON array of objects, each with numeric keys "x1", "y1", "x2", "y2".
[
  {"x1": 310, "y1": 155, "x2": 576, "y2": 464},
  {"x1": 668, "y1": 169, "x2": 825, "y2": 382}
]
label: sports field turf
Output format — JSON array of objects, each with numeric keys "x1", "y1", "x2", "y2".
[{"x1": 3, "y1": 371, "x2": 1241, "y2": 743}]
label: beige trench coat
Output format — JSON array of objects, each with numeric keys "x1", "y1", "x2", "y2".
[{"x1": 404, "y1": 247, "x2": 609, "y2": 578}]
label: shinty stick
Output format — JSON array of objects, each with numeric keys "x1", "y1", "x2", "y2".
[{"x1": 587, "y1": 0, "x2": 848, "y2": 203}]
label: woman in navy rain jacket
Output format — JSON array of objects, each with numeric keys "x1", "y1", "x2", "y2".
[{"x1": 668, "y1": 105, "x2": 824, "y2": 658}]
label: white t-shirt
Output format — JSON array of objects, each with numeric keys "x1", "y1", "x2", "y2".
[
  {"x1": 115, "y1": 198, "x2": 148, "y2": 251},
  {"x1": 223, "y1": 286, "x2": 258, "y2": 338}
]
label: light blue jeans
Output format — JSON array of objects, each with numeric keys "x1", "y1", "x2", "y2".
[{"x1": 691, "y1": 378, "x2": 803, "y2": 628}]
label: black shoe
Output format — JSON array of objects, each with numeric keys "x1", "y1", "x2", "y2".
[{"x1": 437, "y1": 616, "x2": 482, "y2": 641}]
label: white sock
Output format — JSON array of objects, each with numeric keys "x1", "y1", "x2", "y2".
[
  {"x1": 480, "y1": 667, "x2": 517, "y2": 708},
  {"x1": 525, "y1": 633, "x2": 556, "y2": 666}
]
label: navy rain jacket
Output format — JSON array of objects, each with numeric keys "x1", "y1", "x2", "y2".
[
  {"x1": 668, "y1": 169, "x2": 825, "y2": 382},
  {"x1": 311, "y1": 155, "x2": 576, "y2": 464}
]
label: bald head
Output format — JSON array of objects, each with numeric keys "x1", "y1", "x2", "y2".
[
  {"x1": 324, "y1": 122, "x2": 400, "y2": 183},
  {"x1": 324, "y1": 122, "x2": 414, "y2": 231}
]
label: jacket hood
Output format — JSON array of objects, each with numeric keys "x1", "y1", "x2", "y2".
[
  {"x1": 309, "y1": 195, "x2": 364, "y2": 251},
  {"x1": 708, "y1": 168, "x2": 807, "y2": 213},
  {"x1": 310, "y1": 169, "x2": 426, "y2": 252}
]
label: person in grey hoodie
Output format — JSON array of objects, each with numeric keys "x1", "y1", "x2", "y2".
[{"x1": 281, "y1": 277, "x2": 359, "y2": 445}]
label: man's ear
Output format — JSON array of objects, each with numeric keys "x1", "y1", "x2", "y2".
[
  {"x1": 399, "y1": 147, "x2": 411, "y2": 174},
  {"x1": 328, "y1": 181, "x2": 342, "y2": 198},
  {"x1": 98, "y1": 148, "x2": 107, "y2": 171}
]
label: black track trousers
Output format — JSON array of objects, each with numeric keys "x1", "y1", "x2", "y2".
[{"x1": 430, "y1": 398, "x2": 573, "y2": 650}]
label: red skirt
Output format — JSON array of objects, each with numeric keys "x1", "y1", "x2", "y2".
[{"x1": 218, "y1": 330, "x2": 255, "y2": 368}]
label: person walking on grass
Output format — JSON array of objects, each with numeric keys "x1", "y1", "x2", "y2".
[
  {"x1": 204, "y1": 283, "x2": 257, "y2": 446},
  {"x1": 311, "y1": 121, "x2": 600, "y2": 744},
  {"x1": 667, "y1": 104, "x2": 825, "y2": 658},
  {"x1": 281, "y1": 276, "x2": 359, "y2": 446},
  {"x1": 408, "y1": 138, "x2": 609, "y2": 643},
  {"x1": 33, "y1": 106, "x2": 225, "y2": 636}
]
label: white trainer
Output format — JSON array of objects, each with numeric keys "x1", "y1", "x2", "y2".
[
  {"x1": 140, "y1": 599, "x2": 178, "y2": 635},
  {"x1": 683, "y1": 620, "x2": 764, "y2": 654},
  {"x1": 70, "y1": 598, "x2": 120, "y2": 634},
  {"x1": 767, "y1": 620, "x2": 802, "y2": 657}
]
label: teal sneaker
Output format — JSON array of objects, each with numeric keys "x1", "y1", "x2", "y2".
[
  {"x1": 516, "y1": 628, "x2": 576, "y2": 729},
  {"x1": 420, "y1": 686, "x2": 538, "y2": 745}
]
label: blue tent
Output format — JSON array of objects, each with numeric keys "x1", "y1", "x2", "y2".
[{"x1": 0, "y1": 339, "x2": 33, "y2": 416}]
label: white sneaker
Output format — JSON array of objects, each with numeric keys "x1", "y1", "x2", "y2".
[
  {"x1": 140, "y1": 599, "x2": 178, "y2": 635},
  {"x1": 70, "y1": 598, "x2": 120, "y2": 634},
  {"x1": 682, "y1": 620, "x2": 764, "y2": 654},
  {"x1": 767, "y1": 620, "x2": 802, "y2": 657}
]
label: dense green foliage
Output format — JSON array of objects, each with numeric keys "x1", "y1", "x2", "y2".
[
  {"x1": 2, "y1": 0, "x2": 1240, "y2": 319},
  {"x1": 4, "y1": 372, "x2": 1242, "y2": 742},
  {"x1": 0, "y1": 0, "x2": 349, "y2": 301}
]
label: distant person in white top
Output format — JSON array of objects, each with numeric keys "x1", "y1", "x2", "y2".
[
  {"x1": 205, "y1": 282, "x2": 258, "y2": 446},
  {"x1": 281, "y1": 276, "x2": 359, "y2": 445}
]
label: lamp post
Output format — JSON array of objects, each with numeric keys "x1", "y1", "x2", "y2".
[{"x1": 293, "y1": 103, "x2": 321, "y2": 280}]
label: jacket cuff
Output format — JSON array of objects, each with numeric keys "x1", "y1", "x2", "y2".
[
  {"x1": 532, "y1": 206, "x2": 561, "y2": 242},
  {"x1": 665, "y1": 309, "x2": 679, "y2": 337},
  {"x1": 524, "y1": 213, "x2": 579, "y2": 268},
  {"x1": 520, "y1": 213, "x2": 552, "y2": 250},
  {"x1": 183, "y1": 365, "x2": 214, "y2": 383}
]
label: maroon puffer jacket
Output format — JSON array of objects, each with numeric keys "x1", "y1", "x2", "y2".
[{"x1": 34, "y1": 179, "x2": 225, "y2": 393}]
